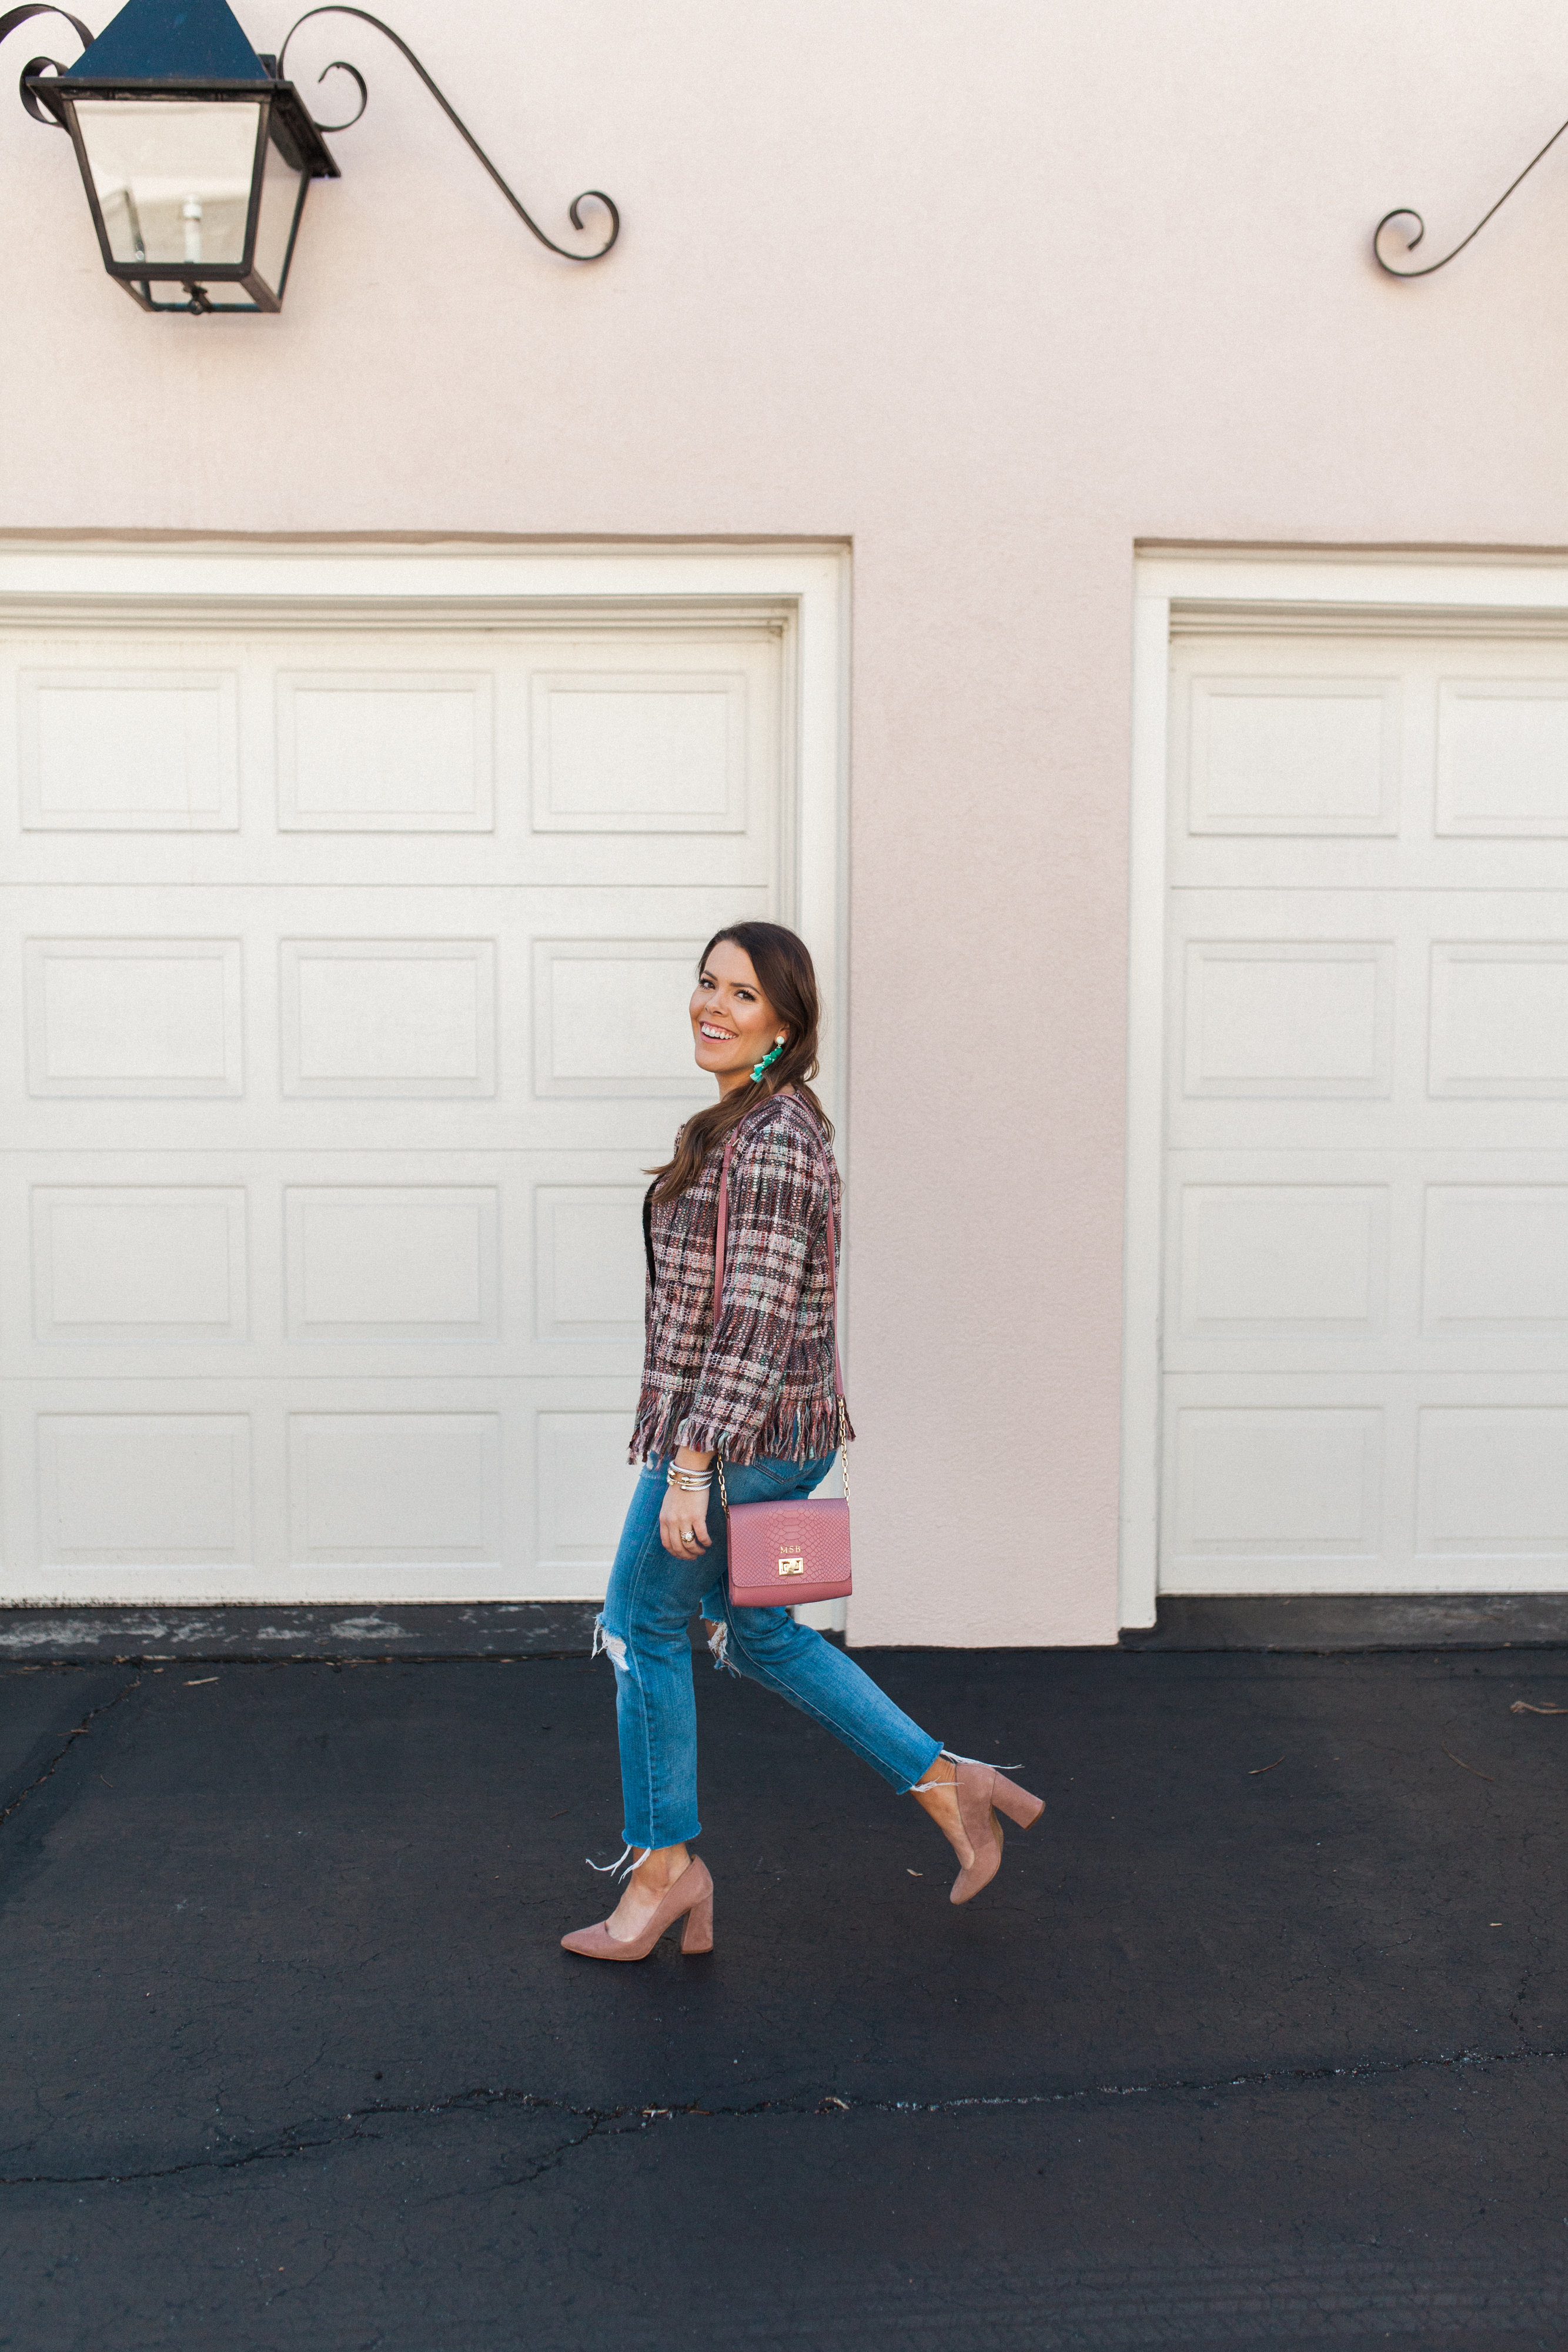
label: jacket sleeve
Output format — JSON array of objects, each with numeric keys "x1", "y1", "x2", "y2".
[{"x1": 678, "y1": 1117, "x2": 823, "y2": 1458}]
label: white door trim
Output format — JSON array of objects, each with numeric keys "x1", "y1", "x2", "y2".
[{"x1": 1120, "y1": 549, "x2": 1568, "y2": 1629}]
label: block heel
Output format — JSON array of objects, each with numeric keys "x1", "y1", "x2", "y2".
[
  {"x1": 991, "y1": 1772, "x2": 1045, "y2": 1830},
  {"x1": 948, "y1": 1760, "x2": 1044, "y2": 1904},
  {"x1": 680, "y1": 1889, "x2": 714, "y2": 1954}
]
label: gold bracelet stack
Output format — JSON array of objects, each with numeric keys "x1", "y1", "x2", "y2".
[{"x1": 666, "y1": 1463, "x2": 713, "y2": 1492}]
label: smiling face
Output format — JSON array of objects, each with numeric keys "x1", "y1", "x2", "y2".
[{"x1": 690, "y1": 938, "x2": 787, "y2": 1095}]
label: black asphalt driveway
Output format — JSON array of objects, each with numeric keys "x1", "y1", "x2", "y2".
[{"x1": 5, "y1": 1639, "x2": 1568, "y2": 2348}]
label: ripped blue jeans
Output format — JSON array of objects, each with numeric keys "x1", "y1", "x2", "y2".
[{"x1": 595, "y1": 1454, "x2": 942, "y2": 1850}]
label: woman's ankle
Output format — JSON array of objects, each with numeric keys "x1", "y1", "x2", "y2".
[{"x1": 634, "y1": 1841, "x2": 689, "y2": 1889}]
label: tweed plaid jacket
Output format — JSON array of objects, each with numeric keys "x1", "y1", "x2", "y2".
[{"x1": 631, "y1": 1093, "x2": 851, "y2": 1466}]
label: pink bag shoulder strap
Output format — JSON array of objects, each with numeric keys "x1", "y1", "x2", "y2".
[{"x1": 712, "y1": 1117, "x2": 844, "y2": 1401}]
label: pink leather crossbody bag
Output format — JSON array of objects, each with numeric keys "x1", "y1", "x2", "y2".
[{"x1": 710, "y1": 1128, "x2": 852, "y2": 1608}]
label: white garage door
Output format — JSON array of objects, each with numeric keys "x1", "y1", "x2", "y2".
[
  {"x1": 0, "y1": 609, "x2": 790, "y2": 1603},
  {"x1": 1162, "y1": 626, "x2": 1568, "y2": 1595}
]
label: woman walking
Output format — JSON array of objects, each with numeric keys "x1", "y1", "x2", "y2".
[{"x1": 560, "y1": 920, "x2": 1042, "y2": 1962}]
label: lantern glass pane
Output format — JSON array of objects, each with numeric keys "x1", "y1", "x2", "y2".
[
  {"x1": 74, "y1": 99, "x2": 261, "y2": 268},
  {"x1": 252, "y1": 127, "x2": 306, "y2": 297}
]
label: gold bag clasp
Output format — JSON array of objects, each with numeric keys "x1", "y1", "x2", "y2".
[{"x1": 777, "y1": 1556, "x2": 805, "y2": 1576}]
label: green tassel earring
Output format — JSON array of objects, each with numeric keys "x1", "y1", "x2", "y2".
[{"x1": 751, "y1": 1038, "x2": 786, "y2": 1083}]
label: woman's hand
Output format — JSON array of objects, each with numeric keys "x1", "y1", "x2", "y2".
[
  {"x1": 660, "y1": 1486, "x2": 711, "y2": 1555},
  {"x1": 660, "y1": 1449, "x2": 716, "y2": 1556}
]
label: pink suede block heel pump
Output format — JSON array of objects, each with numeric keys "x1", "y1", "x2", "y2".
[
  {"x1": 947, "y1": 1759, "x2": 1045, "y2": 1905},
  {"x1": 560, "y1": 1856, "x2": 715, "y2": 1962}
]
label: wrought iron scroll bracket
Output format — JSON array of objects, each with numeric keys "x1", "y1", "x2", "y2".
[
  {"x1": 0, "y1": 2, "x2": 93, "y2": 123},
  {"x1": 1375, "y1": 108, "x2": 1568, "y2": 278},
  {"x1": 278, "y1": 4, "x2": 618, "y2": 260}
]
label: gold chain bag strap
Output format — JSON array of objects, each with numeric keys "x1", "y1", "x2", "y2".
[{"x1": 710, "y1": 1126, "x2": 852, "y2": 1607}]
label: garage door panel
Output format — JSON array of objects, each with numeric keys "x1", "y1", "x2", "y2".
[
  {"x1": 1437, "y1": 678, "x2": 1568, "y2": 838},
  {"x1": 280, "y1": 938, "x2": 498, "y2": 1100},
  {"x1": 1170, "y1": 1097, "x2": 1568, "y2": 1155},
  {"x1": 0, "y1": 1387, "x2": 269, "y2": 1598},
  {"x1": 283, "y1": 1186, "x2": 501, "y2": 1345},
  {"x1": 1164, "y1": 1371, "x2": 1568, "y2": 1593},
  {"x1": 286, "y1": 1409, "x2": 503, "y2": 1565},
  {"x1": 1186, "y1": 673, "x2": 1402, "y2": 837},
  {"x1": 31, "y1": 1185, "x2": 249, "y2": 1347},
  {"x1": 533, "y1": 936, "x2": 708, "y2": 1098},
  {"x1": 1429, "y1": 944, "x2": 1568, "y2": 1098},
  {"x1": 0, "y1": 607, "x2": 791, "y2": 1603},
  {"x1": 533, "y1": 1178, "x2": 647, "y2": 1347},
  {"x1": 276, "y1": 668, "x2": 496, "y2": 833},
  {"x1": 0, "y1": 833, "x2": 781, "y2": 896},
  {"x1": 1172, "y1": 1178, "x2": 1392, "y2": 1340},
  {"x1": 1169, "y1": 886, "x2": 1568, "y2": 1151},
  {"x1": 1164, "y1": 630, "x2": 1568, "y2": 1597},
  {"x1": 531, "y1": 667, "x2": 748, "y2": 834},
  {"x1": 1165, "y1": 1150, "x2": 1568, "y2": 1377},
  {"x1": 36, "y1": 1411, "x2": 253, "y2": 1572},
  {"x1": 1170, "y1": 837, "x2": 1554, "y2": 894},
  {"x1": 0, "y1": 627, "x2": 781, "y2": 890},
  {"x1": 1180, "y1": 939, "x2": 1395, "y2": 1100},
  {"x1": 0, "y1": 1150, "x2": 653, "y2": 1386},
  {"x1": 1, "y1": 1374, "x2": 641, "y2": 1603},
  {"x1": 18, "y1": 664, "x2": 240, "y2": 833},
  {"x1": 534, "y1": 1408, "x2": 644, "y2": 1589},
  {"x1": 1423, "y1": 1185, "x2": 1568, "y2": 1332},
  {"x1": 22, "y1": 936, "x2": 245, "y2": 1101},
  {"x1": 1172, "y1": 883, "x2": 1568, "y2": 937},
  {"x1": 1170, "y1": 637, "x2": 1568, "y2": 893},
  {"x1": 1163, "y1": 1392, "x2": 1389, "y2": 1585},
  {"x1": 3, "y1": 886, "x2": 771, "y2": 1153},
  {"x1": 1415, "y1": 1406, "x2": 1568, "y2": 1561}
]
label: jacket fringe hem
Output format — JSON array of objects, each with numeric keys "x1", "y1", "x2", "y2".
[{"x1": 629, "y1": 1392, "x2": 852, "y2": 1468}]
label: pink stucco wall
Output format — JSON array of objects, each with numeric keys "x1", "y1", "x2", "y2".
[{"x1": 5, "y1": 2, "x2": 1568, "y2": 1641}]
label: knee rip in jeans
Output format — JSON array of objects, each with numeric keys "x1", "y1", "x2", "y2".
[
  {"x1": 591, "y1": 1615, "x2": 630, "y2": 1672},
  {"x1": 705, "y1": 1616, "x2": 737, "y2": 1674}
]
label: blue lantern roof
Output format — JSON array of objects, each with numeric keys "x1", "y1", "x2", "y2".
[{"x1": 66, "y1": 0, "x2": 268, "y2": 81}]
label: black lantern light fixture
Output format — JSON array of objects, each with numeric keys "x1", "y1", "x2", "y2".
[{"x1": 0, "y1": 0, "x2": 618, "y2": 313}]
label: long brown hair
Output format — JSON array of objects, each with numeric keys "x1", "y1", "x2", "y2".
[{"x1": 649, "y1": 922, "x2": 832, "y2": 1200}]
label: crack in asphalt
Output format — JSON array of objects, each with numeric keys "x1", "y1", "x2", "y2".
[
  {"x1": 4, "y1": 2038, "x2": 1564, "y2": 2190},
  {"x1": 0, "y1": 1671, "x2": 142, "y2": 1830},
  {"x1": 1, "y1": 2098, "x2": 610, "y2": 2193}
]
